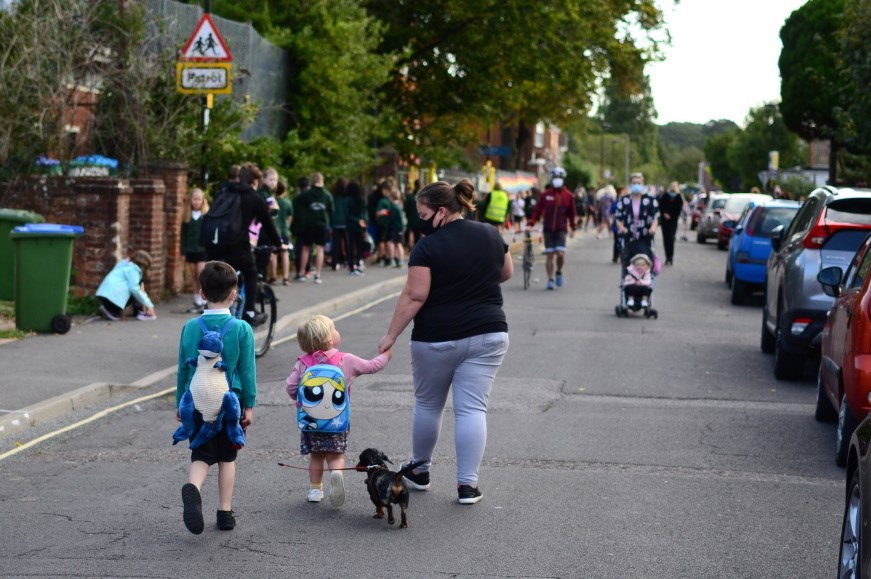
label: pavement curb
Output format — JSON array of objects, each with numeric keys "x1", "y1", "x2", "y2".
[{"x1": 0, "y1": 275, "x2": 408, "y2": 439}]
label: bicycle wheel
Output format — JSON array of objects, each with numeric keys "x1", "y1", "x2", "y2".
[{"x1": 252, "y1": 283, "x2": 277, "y2": 357}]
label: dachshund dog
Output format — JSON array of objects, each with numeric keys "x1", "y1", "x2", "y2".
[{"x1": 355, "y1": 448, "x2": 425, "y2": 529}]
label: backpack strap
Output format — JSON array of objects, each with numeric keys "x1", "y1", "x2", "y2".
[
  {"x1": 196, "y1": 317, "x2": 209, "y2": 333},
  {"x1": 300, "y1": 350, "x2": 345, "y2": 368},
  {"x1": 219, "y1": 317, "x2": 237, "y2": 335}
]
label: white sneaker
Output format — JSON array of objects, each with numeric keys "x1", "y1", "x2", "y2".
[
  {"x1": 329, "y1": 471, "x2": 345, "y2": 507},
  {"x1": 136, "y1": 312, "x2": 157, "y2": 321},
  {"x1": 307, "y1": 488, "x2": 324, "y2": 502},
  {"x1": 193, "y1": 293, "x2": 206, "y2": 308},
  {"x1": 627, "y1": 297, "x2": 635, "y2": 307},
  {"x1": 640, "y1": 298, "x2": 649, "y2": 308}
]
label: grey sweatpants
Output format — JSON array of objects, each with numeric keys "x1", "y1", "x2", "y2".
[{"x1": 409, "y1": 332, "x2": 509, "y2": 486}]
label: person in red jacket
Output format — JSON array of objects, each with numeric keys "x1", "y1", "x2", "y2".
[{"x1": 526, "y1": 167, "x2": 577, "y2": 290}]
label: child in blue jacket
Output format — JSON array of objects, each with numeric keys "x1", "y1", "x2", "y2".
[{"x1": 95, "y1": 250, "x2": 156, "y2": 321}]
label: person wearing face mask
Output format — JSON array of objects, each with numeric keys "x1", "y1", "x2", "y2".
[
  {"x1": 658, "y1": 182, "x2": 683, "y2": 265},
  {"x1": 614, "y1": 172, "x2": 660, "y2": 268},
  {"x1": 378, "y1": 179, "x2": 512, "y2": 506},
  {"x1": 526, "y1": 167, "x2": 577, "y2": 290}
]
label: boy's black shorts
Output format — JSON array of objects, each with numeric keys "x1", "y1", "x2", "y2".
[{"x1": 190, "y1": 428, "x2": 239, "y2": 465}]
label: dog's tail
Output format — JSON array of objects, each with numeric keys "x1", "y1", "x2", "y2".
[{"x1": 394, "y1": 460, "x2": 427, "y2": 484}]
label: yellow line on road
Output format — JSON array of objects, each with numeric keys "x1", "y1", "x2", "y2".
[{"x1": 0, "y1": 290, "x2": 401, "y2": 462}]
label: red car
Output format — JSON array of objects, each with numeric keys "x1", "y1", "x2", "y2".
[{"x1": 817, "y1": 232, "x2": 871, "y2": 466}]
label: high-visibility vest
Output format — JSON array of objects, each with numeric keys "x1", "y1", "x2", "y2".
[{"x1": 484, "y1": 189, "x2": 509, "y2": 223}]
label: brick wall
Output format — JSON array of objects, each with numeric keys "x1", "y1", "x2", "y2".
[{"x1": 0, "y1": 165, "x2": 189, "y2": 302}]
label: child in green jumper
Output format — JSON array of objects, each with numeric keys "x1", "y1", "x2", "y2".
[{"x1": 175, "y1": 261, "x2": 256, "y2": 534}]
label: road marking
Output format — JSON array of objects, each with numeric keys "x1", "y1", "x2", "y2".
[{"x1": 0, "y1": 290, "x2": 401, "y2": 462}]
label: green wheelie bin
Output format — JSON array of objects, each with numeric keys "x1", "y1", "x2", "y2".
[
  {"x1": 10, "y1": 223, "x2": 84, "y2": 334},
  {"x1": 0, "y1": 209, "x2": 45, "y2": 300}
]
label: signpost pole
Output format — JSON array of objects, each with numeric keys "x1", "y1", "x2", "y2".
[{"x1": 200, "y1": 0, "x2": 212, "y2": 187}]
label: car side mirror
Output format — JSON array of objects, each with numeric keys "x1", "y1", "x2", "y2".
[
  {"x1": 734, "y1": 225, "x2": 744, "y2": 235},
  {"x1": 817, "y1": 266, "x2": 843, "y2": 298},
  {"x1": 770, "y1": 225, "x2": 785, "y2": 251}
]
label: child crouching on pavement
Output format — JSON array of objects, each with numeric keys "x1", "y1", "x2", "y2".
[
  {"x1": 286, "y1": 315, "x2": 392, "y2": 506},
  {"x1": 95, "y1": 249, "x2": 157, "y2": 321},
  {"x1": 624, "y1": 253, "x2": 653, "y2": 308},
  {"x1": 175, "y1": 261, "x2": 256, "y2": 534}
]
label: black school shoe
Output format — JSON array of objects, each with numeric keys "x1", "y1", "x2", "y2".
[
  {"x1": 181, "y1": 483, "x2": 204, "y2": 534},
  {"x1": 217, "y1": 509, "x2": 236, "y2": 531},
  {"x1": 457, "y1": 484, "x2": 483, "y2": 505}
]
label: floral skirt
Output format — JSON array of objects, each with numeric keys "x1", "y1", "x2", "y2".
[{"x1": 300, "y1": 431, "x2": 348, "y2": 455}]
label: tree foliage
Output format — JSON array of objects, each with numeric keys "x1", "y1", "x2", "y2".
[
  {"x1": 727, "y1": 105, "x2": 801, "y2": 191},
  {"x1": 365, "y1": 0, "x2": 667, "y2": 165},
  {"x1": 778, "y1": 0, "x2": 844, "y2": 142},
  {"x1": 840, "y1": 0, "x2": 871, "y2": 157}
]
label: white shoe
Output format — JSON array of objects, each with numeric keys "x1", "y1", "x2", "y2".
[
  {"x1": 307, "y1": 488, "x2": 324, "y2": 502},
  {"x1": 329, "y1": 471, "x2": 345, "y2": 507},
  {"x1": 640, "y1": 298, "x2": 649, "y2": 308},
  {"x1": 193, "y1": 293, "x2": 206, "y2": 307},
  {"x1": 627, "y1": 297, "x2": 635, "y2": 307}
]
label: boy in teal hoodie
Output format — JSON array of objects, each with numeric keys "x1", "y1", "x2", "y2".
[{"x1": 175, "y1": 261, "x2": 256, "y2": 534}]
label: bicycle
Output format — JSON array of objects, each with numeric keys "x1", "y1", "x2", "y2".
[
  {"x1": 522, "y1": 229, "x2": 535, "y2": 290},
  {"x1": 230, "y1": 246, "x2": 278, "y2": 358}
]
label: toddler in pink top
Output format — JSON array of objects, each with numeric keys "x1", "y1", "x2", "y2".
[
  {"x1": 286, "y1": 314, "x2": 391, "y2": 506},
  {"x1": 623, "y1": 253, "x2": 653, "y2": 308}
]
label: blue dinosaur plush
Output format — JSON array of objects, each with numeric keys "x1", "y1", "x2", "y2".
[{"x1": 172, "y1": 318, "x2": 246, "y2": 450}]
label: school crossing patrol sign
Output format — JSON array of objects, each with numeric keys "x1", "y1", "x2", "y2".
[{"x1": 176, "y1": 13, "x2": 233, "y2": 95}]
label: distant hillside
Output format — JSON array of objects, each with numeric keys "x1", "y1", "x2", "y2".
[{"x1": 658, "y1": 119, "x2": 739, "y2": 151}]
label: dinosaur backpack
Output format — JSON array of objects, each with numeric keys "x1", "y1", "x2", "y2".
[
  {"x1": 187, "y1": 317, "x2": 237, "y2": 422},
  {"x1": 295, "y1": 351, "x2": 349, "y2": 433}
]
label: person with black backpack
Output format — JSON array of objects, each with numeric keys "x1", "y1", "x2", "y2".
[{"x1": 200, "y1": 162, "x2": 283, "y2": 327}]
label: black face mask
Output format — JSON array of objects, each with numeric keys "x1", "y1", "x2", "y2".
[{"x1": 419, "y1": 213, "x2": 437, "y2": 236}]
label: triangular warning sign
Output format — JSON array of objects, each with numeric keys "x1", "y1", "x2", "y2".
[{"x1": 180, "y1": 13, "x2": 232, "y2": 62}]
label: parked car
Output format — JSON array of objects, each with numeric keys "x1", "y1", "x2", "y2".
[
  {"x1": 716, "y1": 193, "x2": 774, "y2": 250},
  {"x1": 815, "y1": 232, "x2": 871, "y2": 465},
  {"x1": 696, "y1": 193, "x2": 729, "y2": 243},
  {"x1": 725, "y1": 200, "x2": 800, "y2": 305},
  {"x1": 761, "y1": 186, "x2": 871, "y2": 380},
  {"x1": 838, "y1": 414, "x2": 871, "y2": 577}
]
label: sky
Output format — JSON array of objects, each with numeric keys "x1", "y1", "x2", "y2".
[{"x1": 648, "y1": 0, "x2": 809, "y2": 127}]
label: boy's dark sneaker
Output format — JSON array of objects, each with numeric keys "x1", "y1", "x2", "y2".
[
  {"x1": 181, "y1": 483, "x2": 204, "y2": 534},
  {"x1": 457, "y1": 484, "x2": 483, "y2": 505},
  {"x1": 400, "y1": 462, "x2": 430, "y2": 490},
  {"x1": 216, "y1": 509, "x2": 236, "y2": 531}
]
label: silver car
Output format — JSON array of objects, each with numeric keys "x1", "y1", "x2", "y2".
[
  {"x1": 696, "y1": 193, "x2": 729, "y2": 243},
  {"x1": 761, "y1": 186, "x2": 871, "y2": 380}
]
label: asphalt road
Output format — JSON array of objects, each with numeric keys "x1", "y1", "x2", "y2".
[{"x1": 0, "y1": 229, "x2": 844, "y2": 578}]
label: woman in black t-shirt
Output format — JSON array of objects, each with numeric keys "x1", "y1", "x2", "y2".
[{"x1": 379, "y1": 179, "x2": 512, "y2": 505}]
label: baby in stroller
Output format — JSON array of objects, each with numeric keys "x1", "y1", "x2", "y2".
[
  {"x1": 624, "y1": 253, "x2": 653, "y2": 308},
  {"x1": 616, "y1": 237, "x2": 658, "y2": 318}
]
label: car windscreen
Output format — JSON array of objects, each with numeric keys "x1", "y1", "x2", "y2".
[
  {"x1": 724, "y1": 198, "x2": 751, "y2": 213},
  {"x1": 750, "y1": 207, "x2": 798, "y2": 236},
  {"x1": 710, "y1": 198, "x2": 727, "y2": 210}
]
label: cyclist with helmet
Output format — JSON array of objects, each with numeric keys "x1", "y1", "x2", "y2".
[{"x1": 526, "y1": 167, "x2": 577, "y2": 290}]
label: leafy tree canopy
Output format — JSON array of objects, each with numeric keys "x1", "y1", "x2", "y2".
[{"x1": 778, "y1": 0, "x2": 844, "y2": 142}]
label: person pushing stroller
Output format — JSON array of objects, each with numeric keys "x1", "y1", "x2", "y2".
[{"x1": 613, "y1": 172, "x2": 660, "y2": 318}]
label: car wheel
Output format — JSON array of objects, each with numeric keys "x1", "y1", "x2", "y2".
[
  {"x1": 696, "y1": 232, "x2": 706, "y2": 244},
  {"x1": 838, "y1": 394, "x2": 859, "y2": 467},
  {"x1": 717, "y1": 241, "x2": 727, "y2": 251},
  {"x1": 815, "y1": 367, "x2": 838, "y2": 422},
  {"x1": 773, "y1": 322, "x2": 804, "y2": 380},
  {"x1": 839, "y1": 467, "x2": 862, "y2": 577},
  {"x1": 730, "y1": 278, "x2": 746, "y2": 305},
  {"x1": 760, "y1": 307, "x2": 776, "y2": 354},
  {"x1": 725, "y1": 266, "x2": 733, "y2": 287}
]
